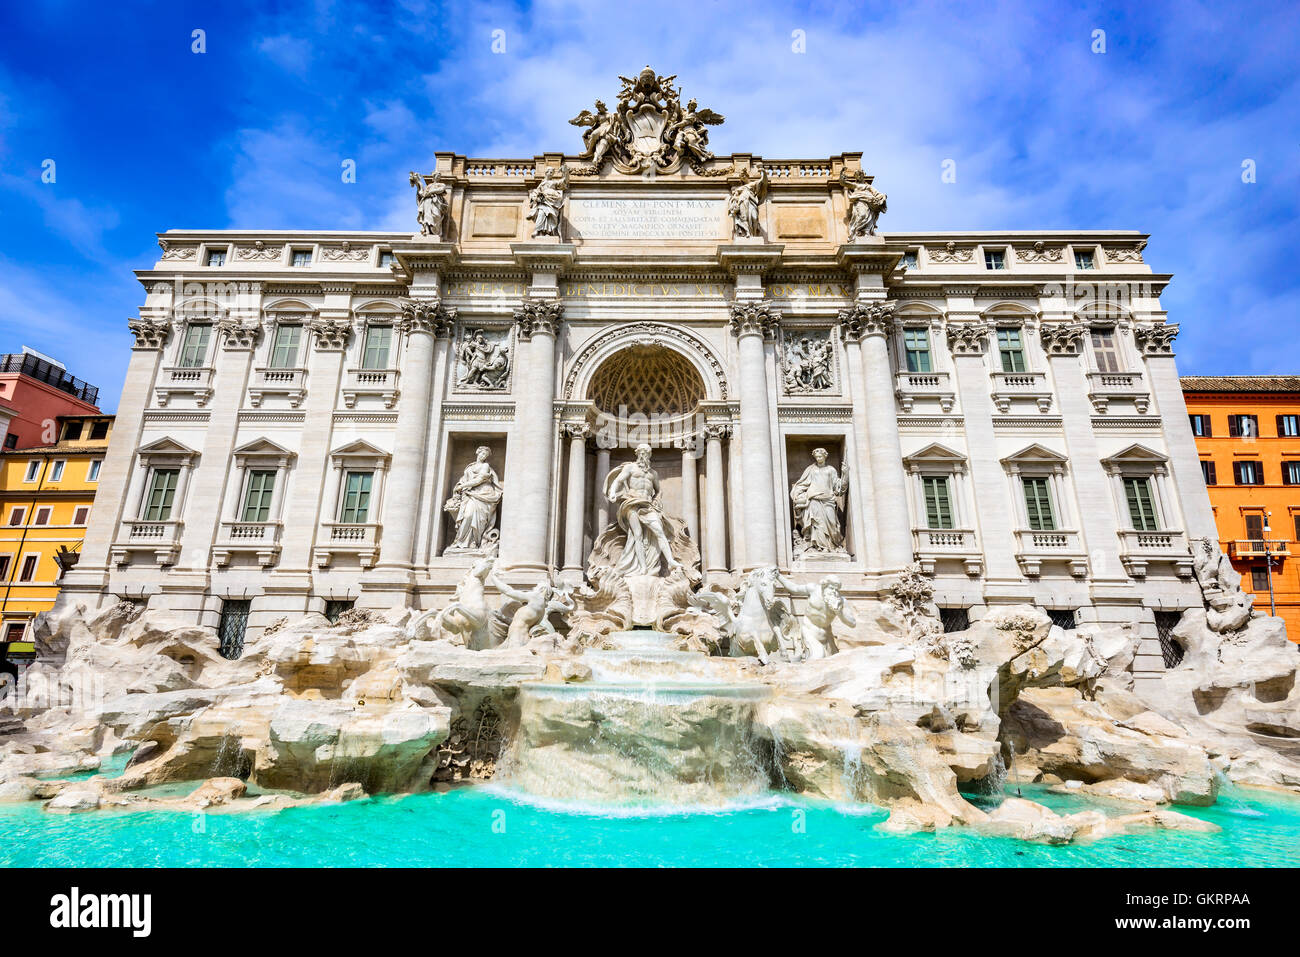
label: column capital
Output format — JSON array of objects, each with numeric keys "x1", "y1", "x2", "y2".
[
  {"x1": 728, "y1": 301, "x2": 781, "y2": 339},
  {"x1": 217, "y1": 317, "x2": 263, "y2": 351},
  {"x1": 308, "y1": 317, "x2": 352, "y2": 351},
  {"x1": 1039, "y1": 320, "x2": 1089, "y2": 357},
  {"x1": 1133, "y1": 320, "x2": 1179, "y2": 356},
  {"x1": 397, "y1": 297, "x2": 456, "y2": 338},
  {"x1": 127, "y1": 317, "x2": 172, "y2": 350},
  {"x1": 944, "y1": 320, "x2": 991, "y2": 356},
  {"x1": 514, "y1": 298, "x2": 563, "y2": 339},
  {"x1": 703, "y1": 422, "x2": 733, "y2": 441},
  {"x1": 561, "y1": 421, "x2": 592, "y2": 441},
  {"x1": 837, "y1": 300, "x2": 895, "y2": 341}
]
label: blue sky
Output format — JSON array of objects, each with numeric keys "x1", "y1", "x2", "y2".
[{"x1": 0, "y1": 0, "x2": 1296, "y2": 411}]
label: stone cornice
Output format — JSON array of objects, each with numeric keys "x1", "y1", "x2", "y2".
[
  {"x1": 716, "y1": 243, "x2": 785, "y2": 276},
  {"x1": 510, "y1": 241, "x2": 577, "y2": 274},
  {"x1": 835, "y1": 243, "x2": 901, "y2": 275}
]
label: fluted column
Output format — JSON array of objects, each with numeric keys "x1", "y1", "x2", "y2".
[
  {"x1": 841, "y1": 301, "x2": 912, "y2": 571},
  {"x1": 593, "y1": 447, "x2": 612, "y2": 535},
  {"x1": 704, "y1": 424, "x2": 729, "y2": 576},
  {"x1": 499, "y1": 299, "x2": 563, "y2": 573},
  {"x1": 681, "y1": 443, "x2": 699, "y2": 543},
  {"x1": 562, "y1": 423, "x2": 589, "y2": 574},
  {"x1": 729, "y1": 302, "x2": 780, "y2": 568},
  {"x1": 372, "y1": 299, "x2": 454, "y2": 577}
]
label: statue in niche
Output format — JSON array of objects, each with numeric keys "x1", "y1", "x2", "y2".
[
  {"x1": 527, "y1": 166, "x2": 568, "y2": 238},
  {"x1": 410, "y1": 170, "x2": 450, "y2": 239},
  {"x1": 841, "y1": 169, "x2": 887, "y2": 239},
  {"x1": 727, "y1": 165, "x2": 766, "y2": 238},
  {"x1": 777, "y1": 573, "x2": 857, "y2": 660},
  {"x1": 603, "y1": 443, "x2": 685, "y2": 578},
  {"x1": 791, "y1": 448, "x2": 849, "y2": 556},
  {"x1": 457, "y1": 328, "x2": 511, "y2": 390},
  {"x1": 443, "y1": 447, "x2": 503, "y2": 553},
  {"x1": 782, "y1": 334, "x2": 834, "y2": 393}
]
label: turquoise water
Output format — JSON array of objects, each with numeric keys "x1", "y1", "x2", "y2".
[{"x1": 3, "y1": 783, "x2": 1300, "y2": 867}]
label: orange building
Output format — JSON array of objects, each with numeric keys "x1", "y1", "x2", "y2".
[{"x1": 1182, "y1": 376, "x2": 1300, "y2": 640}]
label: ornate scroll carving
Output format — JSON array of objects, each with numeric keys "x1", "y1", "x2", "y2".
[
  {"x1": 398, "y1": 298, "x2": 456, "y2": 338},
  {"x1": 1103, "y1": 240, "x2": 1146, "y2": 263},
  {"x1": 1133, "y1": 320, "x2": 1178, "y2": 355},
  {"x1": 926, "y1": 242, "x2": 975, "y2": 264},
  {"x1": 127, "y1": 317, "x2": 172, "y2": 350},
  {"x1": 217, "y1": 318, "x2": 262, "y2": 351},
  {"x1": 1016, "y1": 241, "x2": 1064, "y2": 263},
  {"x1": 236, "y1": 241, "x2": 284, "y2": 261},
  {"x1": 728, "y1": 301, "x2": 781, "y2": 339},
  {"x1": 308, "y1": 318, "x2": 352, "y2": 351},
  {"x1": 836, "y1": 301, "x2": 895, "y2": 341},
  {"x1": 158, "y1": 240, "x2": 196, "y2": 261},
  {"x1": 944, "y1": 321, "x2": 991, "y2": 356},
  {"x1": 1039, "y1": 321, "x2": 1088, "y2": 356},
  {"x1": 513, "y1": 299, "x2": 563, "y2": 339}
]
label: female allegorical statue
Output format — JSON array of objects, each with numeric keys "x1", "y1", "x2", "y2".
[
  {"x1": 790, "y1": 448, "x2": 849, "y2": 554},
  {"x1": 444, "y1": 446, "x2": 503, "y2": 553}
]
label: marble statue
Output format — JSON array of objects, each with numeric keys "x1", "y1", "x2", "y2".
[
  {"x1": 410, "y1": 556, "x2": 496, "y2": 648},
  {"x1": 841, "y1": 169, "x2": 887, "y2": 239},
  {"x1": 782, "y1": 334, "x2": 834, "y2": 392},
  {"x1": 568, "y1": 99, "x2": 622, "y2": 169},
  {"x1": 603, "y1": 443, "x2": 684, "y2": 578},
  {"x1": 527, "y1": 167, "x2": 568, "y2": 238},
  {"x1": 777, "y1": 573, "x2": 857, "y2": 660},
  {"x1": 790, "y1": 449, "x2": 849, "y2": 555},
  {"x1": 690, "y1": 566, "x2": 797, "y2": 664},
  {"x1": 457, "y1": 328, "x2": 510, "y2": 390},
  {"x1": 728, "y1": 166, "x2": 766, "y2": 238},
  {"x1": 1191, "y1": 536, "x2": 1254, "y2": 632},
  {"x1": 443, "y1": 447, "x2": 503, "y2": 553},
  {"x1": 410, "y1": 170, "x2": 450, "y2": 239},
  {"x1": 489, "y1": 569, "x2": 575, "y2": 648},
  {"x1": 664, "y1": 97, "x2": 724, "y2": 165}
]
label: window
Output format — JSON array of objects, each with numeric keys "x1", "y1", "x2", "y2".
[
  {"x1": 49, "y1": 460, "x2": 65, "y2": 482},
  {"x1": 144, "y1": 468, "x2": 179, "y2": 521},
  {"x1": 1155, "y1": 611, "x2": 1185, "y2": 668},
  {"x1": 19, "y1": 555, "x2": 38, "y2": 582},
  {"x1": 984, "y1": 249, "x2": 1006, "y2": 270},
  {"x1": 291, "y1": 249, "x2": 312, "y2": 267},
  {"x1": 5, "y1": 434, "x2": 16, "y2": 450},
  {"x1": 33, "y1": 507, "x2": 51, "y2": 527},
  {"x1": 1048, "y1": 609, "x2": 1077, "y2": 630},
  {"x1": 241, "y1": 470, "x2": 276, "y2": 523},
  {"x1": 1189, "y1": 414, "x2": 1212, "y2": 437},
  {"x1": 73, "y1": 506, "x2": 90, "y2": 525},
  {"x1": 1251, "y1": 567, "x2": 1270, "y2": 591},
  {"x1": 1284, "y1": 462, "x2": 1300, "y2": 486},
  {"x1": 3, "y1": 622, "x2": 26, "y2": 642},
  {"x1": 1233, "y1": 461, "x2": 1264, "y2": 485},
  {"x1": 1022, "y1": 477, "x2": 1056, "y2": 531},
  {"x1": 1074, "y1": 249, "x2": 1095, "y2": 270},
  {"x1": 1201, "y1": 460, "x2": 1217, "y2": 485},
  {"x1": 1090, "y1": 329, "x2": 1122, "y2": 373},
  {"x1": 324, "y1": 599, "x2": 355, "y2": 624},
  {"x1": 922, "y1": 476, "x2": 954, "y2": 529},
  {"x1": 23, "y1": 460, "x2": 40, "y2": 482},
  {"x1": 269, "y1": 324, "x2": 302, "y2": 369},
  {"x1": 997, "y1": 327, "x2": 1027, "y2": 373},
  {"x1": 218, "y1": 599, "x2": 251, "y2": 660},
  {"x1": 939, "y1": 607, "x2": 969, "y2": 633},
  {"x1": 1227, "y1": 414, "x2": 1258, "y2": 438},
  {"x1": 0, "y1": 556, "x2": 10, "y2": 580},
  {"x1": 89, "y1": 421, "x2": 109, "y2": 440},
  {"x1": 1123, "y1": 477, "x2": 1160, "y2": 531},
  {"x1": 7, "y1": 507, "x2": 25, "y2": 527},
  {"x1": 61, "y1": 420, "x2": 83, "y2": 441},
  {"x1": 339, "y1": 471, "x2": 373, "y2": 523},
  {"x1": 206, "y1": 248, "x2": 226, "y2": 266},
  {"x1": 1277, "y1": 414, "x2": 1300, "y2": 438},
  {"x1": 1244, "y1": 513, "x2": 1264, "y2": 544},
  {"x1": 361, "y1": 326, "x2": 393, "y2": 370},
  {"x1": 1295, "y1": 514, "x2": 1300, "y2": 542},
  {"x1": 178, "y1": 323, "x2": 212, "y2": 368},
  {"x1": 901, "y1": 251, "x2": 918, "y2": 270},
  {"x1": 378, "y1": 250, "x2": 396, "y2": 268},
  {"x1": 903, "y1": 328, "x2": 932, "y2": 373},
  {"x1": 87, "y1": 460, "x2": 101, "y2": 482}
]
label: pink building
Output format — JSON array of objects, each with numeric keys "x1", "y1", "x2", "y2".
[{"x1": 0, "y1": 351, "x2": 101, "y2": 451}]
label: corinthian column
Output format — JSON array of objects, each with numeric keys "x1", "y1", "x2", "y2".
[
  {"x1": 729, "y1": 302, "x2": 780, "y2": 568},
  {"x1": 499, "y1": 299, "x2": 563, "y2": 573},
  {"x1": 840, "y1": 301, "x2": 912, "y2": 571},
  {"x1": 371, "y1": 298, "x2": 454, "y2": 581},
  {"x1": 704, "y1": 423, "x2": 730, "y2": 577},
  {"x1": 561, "y1": 422, "x2": 590, "y2": 576}
]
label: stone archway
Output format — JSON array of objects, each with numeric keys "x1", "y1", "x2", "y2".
[
  {"x1": 586, "y1": 343, "x2": 706, "y2": 418},
  {"x1": 563, "y1": 321, "x2": 727, "y2": 403}
]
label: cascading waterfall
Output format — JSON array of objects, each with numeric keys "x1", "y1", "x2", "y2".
[{"x1": 498, "y1": 631, "x2": 772, "y2": 805}]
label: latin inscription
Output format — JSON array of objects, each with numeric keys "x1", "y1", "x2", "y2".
[{"x1": 567, "y1": 198, "x2": 725, "y2": 240}]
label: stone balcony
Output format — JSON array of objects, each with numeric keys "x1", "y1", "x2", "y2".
[
  {"x1": 1117, "y1": 529, "x2": 1193, "y2": 579},
  {"x1": 989, "y1": 371, "x2": 1053, "y2": 413},
  {"x1": 342, "y1": 368, "x2": 400, "y2": 409},
  {"x1": 1229, "y1": 539, "x2": 1291, "y2": 560},
  {"x1": 314, "y1": 522, "x2": 381, "y2": 569},
  {"x1": 213, "y1": 520, "x2": 283, "y2": 568},
  {"x1": 1086, "y1": 371, "x2": 1150, "y2": 414},
  {"x1": 912, "y1": 527, "x2": 983, "y2": 576},
  {"x1": 1013, "y1": 528, "x2": 1088, "y2": 577},
  {"x1": 155, "y1": 366, "x2": 214, "y2": 407},
  {"x1": 111, "y1": 519, "x2": 184, "y2": 566},
  {"x1": 248, "y1": 367, "x2": 307, "y2": 408},
  {"x1": 894, "y1": 371, "x2": 955, "y2": 413}
]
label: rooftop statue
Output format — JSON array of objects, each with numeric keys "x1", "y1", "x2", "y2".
[
  {"x1": 410, "y1": 169, "x2": 450, "y2": 239},
  {"x1": 842, "y1": 168, "x2": 887, "y2": 240}
]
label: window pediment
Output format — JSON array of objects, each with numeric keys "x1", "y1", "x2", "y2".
[
  {"x1": 1001, "y1": 443, "x2": 1068, "y2": 468},
  {"x1": 137, "y1": 437, "x2": 199, "y2": 465},
  {"x1": 903, "y1": 442, "x2": 968, "y2": 471},
  {"x1": 233, "y1": 437, "x2": 297, "y2": 466}
]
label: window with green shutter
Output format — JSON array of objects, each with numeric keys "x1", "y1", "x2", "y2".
[
  {"x1": 1022, "y1": 477, "x2": 1055, "y2": 530},
  {"x1": 269, "y1": 325, "x2": 301, "y2": 368},
  {"x1": 241, "y1": 470, "x2": 276, "y2": 522},
  {"x1": 144, "y1": 469, "x2": 179, "y2": 520},
  {"x1": 178, "y1": 324, "x2": 211, "y2": 368},
  {"x1": 903, "y1": 329, "x2": 932, "y2": 373},
  {"x1": 1123, "y1": 476, "x2": 1159, "y2": 531},
  {"x1": 339, "y1": 471, "x2": 373, "y2": 523},
  {"x1": 922, "y1": 476, "x2": 954, "y2": 529},
  {"x1": 362, "y1": 326, "x2": 392, "y2": 369},
  {"x1": 997, "y1": 327, "x2": 1026, "y2": 372}
]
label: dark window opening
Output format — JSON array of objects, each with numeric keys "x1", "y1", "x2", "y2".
[
  {"x1": 218, "y1": 599, "x2": 251, "y2": 660},
  {"x1": 939, "y1": 607, "x2": 970, "y2": 633},
  {"x1": 324, "y1": 599, "x2": 354, "y2": 624},
  {"x1": 1048, "y1": 609, "x2": 1077, "y2": 631},
  {"x1": 1155, "y1": 611, "x2": 1185, "y2": 669}
]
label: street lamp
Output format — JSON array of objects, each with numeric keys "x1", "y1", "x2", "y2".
[{"x1": 1263, "y1": 511, "x2": 1279, "y2": 618}]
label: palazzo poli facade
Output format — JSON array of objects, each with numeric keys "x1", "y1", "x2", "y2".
[{"x1": 61, "y1": 69, "x2": 1215, "y2": 681}]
